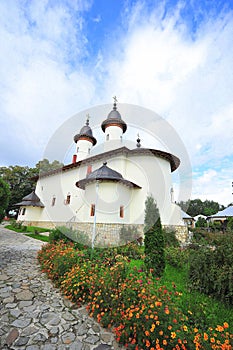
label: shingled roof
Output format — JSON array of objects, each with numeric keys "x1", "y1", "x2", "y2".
[{"x1": 15, "y1": 191, "x2": 44, "y2": 207}]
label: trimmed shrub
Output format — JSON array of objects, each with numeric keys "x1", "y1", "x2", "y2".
[{"x1": 144, "y1": 196, "x2": 165, "y2": 277}]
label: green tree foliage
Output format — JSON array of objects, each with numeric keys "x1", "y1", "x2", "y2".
[
  {"x1": 144, "y1": 196, "x2": 165, "y2": 277},
  {"x1": 36, "y1": 159, "x2": 63, "y2": 174},
  {"x1": 0, "y1": 159, "x2": 64, "y2": 213},
  {"x1": 195, "y1": 217, "x2": 207, "y2": 228},
  {"x1": 0, "y1": 165, "x2": 38, "y2": 212},
  {"x1": 0, "y1": 177, "x2": 10, "y2": 221},
  {"x1": 179, "y1": 199, "x2": 224, "y2": 217}
]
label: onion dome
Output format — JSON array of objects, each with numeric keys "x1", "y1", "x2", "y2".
[
  {"x1": 74, "y1": 115, "x2": 97, "y2": 145},
  {"x1": 101, "y1": 98, "x2": 127, "y2": 133},
  {"x1": 15, "y1": 191, "x2": 44, "y2": 207},
  {"x1": 76, "y1": 162, "x2": 141, "y2": 190}
]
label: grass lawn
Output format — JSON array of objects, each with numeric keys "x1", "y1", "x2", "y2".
[
  {"x1": 24, "y1": 233, "x2": 49, "y2": 242},
  {"x1": 5, "y1": 224, "x2": 50, "y2": 242},
  {"x1": 5, "y1": 224, "x2": 49, "y2": 233}
]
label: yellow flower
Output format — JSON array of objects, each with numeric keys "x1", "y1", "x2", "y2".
[
  {"x1": 171, "y1": 332, "x2": 176, "y2": 339},
  {"x1": 183, "y1": 325, "x2": 188, "y2": 332}
]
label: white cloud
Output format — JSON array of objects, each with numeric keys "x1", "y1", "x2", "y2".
[
  {"x1": 0, "y1": 0, "x2": 94, "y2": 166},
  {"x1": 100, "y1": 1, "x2": 233, "y2": 205}
]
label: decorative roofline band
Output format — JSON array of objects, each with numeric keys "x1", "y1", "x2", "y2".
[{"x1": 36, "y1": 146, "x2": 180, "y2": 180}]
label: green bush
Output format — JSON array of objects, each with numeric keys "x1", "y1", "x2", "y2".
[
  {"x1": 163, "y1": 228, "x2": 180, "y2": 247},
  {"x1": 189, "y1": 234, "x2": 233, "y2": 304},
  {"x1": 165, "y1": 247, "x2": 189, "y2": 269},
  {"x1": 119, "y1": 225, "x2": 141, "y2": 245},
  {"x1": 49, "y1": 226, "x2": 91, "y2": 248},
  {"x1": 49, "y1": 227, "x2": 73, "y2": 243}
]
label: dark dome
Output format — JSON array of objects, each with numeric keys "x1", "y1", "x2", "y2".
[
  {"x1": 101, "y1": 103, "x2": 127, "y2": 133},
  {"x1": 74, "y1": 119, "x2": 97, "y2": 145},
  {"x1": 76, "y1": 162, "x2": 141, "y2": 190},
  {"x1": 87, "y1": 162, "x2": 123, "y2": 181}
]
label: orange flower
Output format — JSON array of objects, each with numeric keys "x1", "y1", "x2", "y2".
[
  {"x1": 171, "y1": 332, "x2": 177, "y2": 339},
  {"x1": 159, "y1": 330, "x2": 163, "y2": 336},
  {"x1": 204, "y1": 333, "x2": 208, "y2": 341},
  {"x1": 145, "y1": 330, "x2": 150, "y2": 336},
  {"x1": 223, "y1": 322, "x2": 229, "y2": 329},
  {"x1": 146, "y1": 340, "x2": 150, "y2": 347},
  {"x1": 163, "y1": 340, "x2": 168, "y2": 345},
  {"x1": 194, "y1": 328, "x2": 199, "y2": 333},
  {"x1": 216, "y1": 325, "x2": 224, "y2": 332},
  {"x1": 210, "y1": 338, "x2": 215, "y2": 343}
]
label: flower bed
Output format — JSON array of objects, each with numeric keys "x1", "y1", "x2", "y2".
[{"x1": 38, "y1": 242, "x2": 232, "y2": 349}]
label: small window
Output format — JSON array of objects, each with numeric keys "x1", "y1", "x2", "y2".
[
  {"x1": 66, "y1": 195, "x2": 71, "y2": 205},
  {"x1": 22, "y1": 208, "x2": 26, "y2": 215},
  {"x1": 88, "y1": 148, "x2": 91, "y2": 154},
  {"x1": 87, "y1": 165, "x2": 92, "y2": 175},
  {"x1": 106, "y1": 134, "x2": 109, "y2": 141},
  {"x1": 120, "y1": 206, "x2": 124, "y2": 218},
  {"x1": 77, "y1": 146, "x2": 79, "y2": 153},
  {"x1": 18, "y1": 208, "x2": 21, "y2": 215},
  {"x1": 90, "y1": 204, "x2": 95, "y2": 216},
  {"x1": 51, "y1": 197, "x2": 56, "y2": 206}
]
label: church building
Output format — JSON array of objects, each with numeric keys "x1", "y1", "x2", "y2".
[{"x1": 17, "y1": 101, "x2": 187, "y2": 246}]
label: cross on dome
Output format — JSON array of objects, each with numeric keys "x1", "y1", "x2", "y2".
[
  {"x1": 86, "y1": 113, "x2": 90, "y2": 126},
  {"x1": 113, "y1": 96, "x2": 118, "y2": 110}
]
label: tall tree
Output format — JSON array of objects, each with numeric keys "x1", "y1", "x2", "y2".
[
  {"x1": 0, "y1": 177, "x2": 10, "y2": 221},
  {"x1": 36, "y1": 159, "x2": 63, "y2": 174},
  {"x1": 144, "y1": 196, "x2": 165, "y2": 277},
  {"x1": 0, "y1": 166, "x2": 38, "y2": 212}
]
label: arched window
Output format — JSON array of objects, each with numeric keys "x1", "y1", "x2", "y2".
[
  {"x1": 90, "y1": 204, "x2": 95, "y2": 216},
  {"x1": 120, "y1": 206, "x2": 124, "y2": 218}
]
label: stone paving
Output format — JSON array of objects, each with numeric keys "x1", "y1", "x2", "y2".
[{"x1": 0, "y1": 227, "x2": 123, "y2": 350}]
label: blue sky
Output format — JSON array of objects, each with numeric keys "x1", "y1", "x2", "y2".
[{"x1": 0, "y1": 0, "x2": 233, "y2": 205}]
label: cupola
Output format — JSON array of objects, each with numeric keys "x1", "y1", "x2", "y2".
[
  {"x1": 101, "y1": 97, "x2": 127, "y2": 138},
  {"x1": 73, "y1": 115, "x2": 97, "y2": 162}
]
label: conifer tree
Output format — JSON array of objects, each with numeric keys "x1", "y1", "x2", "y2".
[
  {"x1": 0, "y1": 177, "x2": 10, "y2": 222},
  {"x1": 144, "y1": 195, "x2": 165, "y2": 277}
]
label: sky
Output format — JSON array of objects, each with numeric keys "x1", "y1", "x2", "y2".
[{"x1": 0, "y1": 0, "x2": 233, "y2": 206}]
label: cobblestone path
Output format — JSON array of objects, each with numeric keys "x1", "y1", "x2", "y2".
[{"x1": 0, "y1": 227, "x2": 122, "y2": 350}]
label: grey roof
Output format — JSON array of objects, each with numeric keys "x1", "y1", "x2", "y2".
[
  {"x1": 15, "y1": 191, "x2": 44, "y2": 207},
  {"x1": 181, "y1": 210, "x2": 194, "y2": 219},
  {"x1": 76, "y1": 162, "x2": 141, "y2": 190},
  {"x1": 210, "y1": 205, "x2": 233, "y2": 218},
  {"x1": 74, "y1": 121, "x2": 97, "y2": 145},
  {"x1": 101, "y1": 104, "x2": 127, "y2": 133}
]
